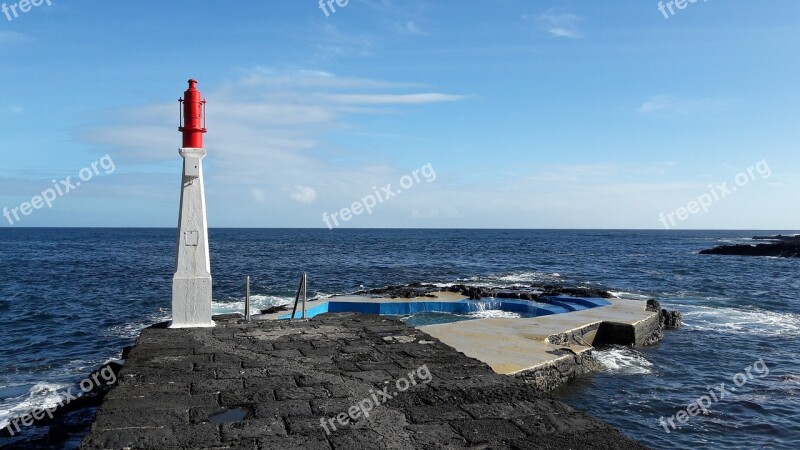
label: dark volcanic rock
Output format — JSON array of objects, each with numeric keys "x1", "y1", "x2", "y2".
[
  {"x1": 536, "y1": 284, "x2": 614, "y2": 299},
  {"x1": 359, "y1": 282, "x2": 614, "y2": 301},
  {"x1": 646, "y1": 299, "x2": 661, "y2": 313},
  {"x1": 752, "y1": 234, "x2": 800, "y2": 242},
  {"x1": 662, "y1": 309, "x2": 682, "y2": 328},
  {"x1": 641, "y1": 299, "x2": 681, "y2": 346},
  {"x1": 700, "y1": 242, "x2": 800, "y2": 257},
  {"x1": 495, "y1": 290, "x2": 540, "y2": 301},
  {"x1": 261, "y1": 304, "x2": 290, "y2": 314},
  {"x1": 355, "y1": 283, "x2": 439, "y2": 299}
]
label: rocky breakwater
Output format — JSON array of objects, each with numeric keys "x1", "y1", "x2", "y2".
[
  {"x1": 700, "y1": 234, "x2": 800, "y2": 258},
  {"x1": 354, "y1": 282, "x2": 613, "y2": 301},
  {"x1": 79, "y1": 314, "x2": 649, "y2": 449}
]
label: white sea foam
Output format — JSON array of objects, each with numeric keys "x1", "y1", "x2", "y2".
[
  {"x1": 677, "y1": 304, "x2": 800, "y2": 337},
  {"x1": 593, "y1": 347, "x2": 655, "y2": 375},
  {"x1": 0, "y1": 382, "x2": 72, "y2": 430},
  {"x1": 212, "y1": 295, "x2": 293, "y2": 315},
  {"x1": 104, "y1": 308, "x2": 171, "y2": 340},
  {"x1": 469, "y1": 309, "x2": 522, "y2": 319},
  {"x1": 783, "y1": 375, "x2": 800, "y2": 384},
  {"x1": 608, "y1": 291, "x2": 652, "y2": 301},
  {"x1": 425, "y1": 282, "x2": 454, "y2": 288},
  {"x1": 458, "y1": 271, "x2": 563, "y2": 287}
]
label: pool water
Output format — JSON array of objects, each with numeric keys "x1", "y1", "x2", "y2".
[
  {"x1": 400, "y1": 309, "x2": 526, "y2": 327},
  {"x1": 279, "y1": 297, "x2": 612, "y2": 320}
]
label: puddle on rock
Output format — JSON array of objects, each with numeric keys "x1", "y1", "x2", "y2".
[{"x1": 208, "y1": 407, "x2": 250, "y2": 424}]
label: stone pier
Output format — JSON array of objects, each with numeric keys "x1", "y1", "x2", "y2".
[{"x1": 80, "y1": 314, "x2": 647, "y2": 450}]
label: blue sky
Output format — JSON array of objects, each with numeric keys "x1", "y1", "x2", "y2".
[{"x1": 0, "y1": 0, "x2": 797, "y2": 229}]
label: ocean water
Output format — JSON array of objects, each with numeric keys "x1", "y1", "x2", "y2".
[{"x1": 0, "y1": 229, "x2": 798, "y2": 449}]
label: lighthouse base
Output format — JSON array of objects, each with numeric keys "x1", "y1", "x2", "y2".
[{"x1": 170, "y1": 275, "x2": 215, "y2": 328}]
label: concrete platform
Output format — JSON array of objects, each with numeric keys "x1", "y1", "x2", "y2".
[
  {"x1": 418, "y1": 298, "x2": 661, "y2": 390},
  {"x1": 80, "y1": 314, "x2": 647, "y2": 449},
  {"x1": 257, "y1": 293, "x2": 661, "y2": 391}
]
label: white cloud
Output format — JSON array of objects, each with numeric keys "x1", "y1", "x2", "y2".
[
  {"x1": 399, "y1": 21, "x2": 426, "y2": 36},
  {"x1": 0, "y1": 30, "x2": 28, "y2": 45},
  {"x1": 251, "y1": 187, "x2": 267, "y2": 204},
  {"x1": 638, "y1": 95, "x2": 734, "y2": 115},
  {"x1": 290, "y1": 185, "x2": 317, "y2": 204},
  {"x1": 533, "y1": 13, "x2": 584, "y2": 39},
  {"x1": 76, "y1": 69, "x2": 466, "y2": 225},
  {"x1": 315, "y1": 23, "x2": 375, "y2": 57},
  {"x1": 325, "y1": 93, "x2": 464, "y2": 105},
  {"x1": 410, "y1": 207, "x2": 462, "y2": 219}
]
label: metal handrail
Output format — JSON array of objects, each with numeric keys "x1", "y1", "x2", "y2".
[
  {"x1": 291, "y1": 272, "x2": 307, "y2": 320},
  {"x1": 245, "y1": 275, "x2": 251, "y2": 322}
]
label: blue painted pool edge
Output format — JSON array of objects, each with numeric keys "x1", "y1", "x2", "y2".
[{"x1": 278, "y1": 296, "x2": 612, "y2": 320}]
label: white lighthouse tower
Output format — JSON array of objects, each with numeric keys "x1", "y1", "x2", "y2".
[{"x1": 171, "y1": 79, "x2": 214, "y2": 328}]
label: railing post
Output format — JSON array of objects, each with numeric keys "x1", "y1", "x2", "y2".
[
  {"x1": 302, "y1": 272, "x2": 307, "y2": 319},
  {"x1": 291, "y1": 274, "x2": 302, "y2": 320},
  {"x1": 290, "y1": 273, "x2": 309, "y2": 320},
  {"x1": 245, "y1": 275, "x2": 251, "y2": 322}
]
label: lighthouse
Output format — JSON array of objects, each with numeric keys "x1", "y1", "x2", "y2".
[{"x1": 171, "y1": 79, "x2": 214, "y2": 328}]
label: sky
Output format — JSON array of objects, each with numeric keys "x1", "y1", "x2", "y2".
[{"x1": 0, "y1": 0, "x2": 798, "y2": 229}]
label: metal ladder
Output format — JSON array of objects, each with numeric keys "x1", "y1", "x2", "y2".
[
  {"x1": 244, "y1": 272, "x2": 307, "y2": 321},
  {"x1": 291, "y1": 272, "x2": 308, "y2": 320}
]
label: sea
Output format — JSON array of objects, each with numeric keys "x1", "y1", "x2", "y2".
[{"x1": 0, "y1": 229, "x2": 798, "y2": 449}]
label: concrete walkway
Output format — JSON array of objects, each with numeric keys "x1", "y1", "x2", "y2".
[
  {"x1": 80, "y1": 314, "x2": 647, "y2": 449},
  {"x1": 419, "y1": 297, "x2": 659, "y2": 375}
]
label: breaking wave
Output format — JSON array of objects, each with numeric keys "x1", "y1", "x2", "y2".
[
  {"x1": 469, "y1": 309, "x2": 522, "y2": 319},
  {"x1": 457, "y1": 271, "x2": 564, "y2": 287},
  {"x1": 0, "y1": 382, "x2": 71, "y2": 430},
  {"x1": 212, "y1": 295, "x2": 294, "y2": 316},
  {"x1": 593, "y1": 346, "x2": 655, "y2": 375},
  {"x1": 678, "y1": 304, "x2": 800, "y2": 337}
]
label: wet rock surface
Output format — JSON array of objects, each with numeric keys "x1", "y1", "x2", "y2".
[
  {"x1": 356, "y1": 283, "x2": 614, "y2": 300},
  {"x1": 80, "y1": 314, "x2": 647, "y2": 450},
  {"x1": 640, "y1": 299, "x2": 682, "y2": 346},
  {"x1": 700, "y1": 234, "x2": 800, "y2": 257}
]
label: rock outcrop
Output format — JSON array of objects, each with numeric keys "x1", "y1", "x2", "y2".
[
  {"x1": 357, "y1": 282, "x2": 614, "y2": 300},
  {"x1": 641, "y1": 299, "x2": 682, "y2": 346},
  {"x1": 701, "y1": 234, "x2": 800, "y2": 258}
]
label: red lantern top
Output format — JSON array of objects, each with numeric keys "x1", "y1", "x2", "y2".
[{"x1": 178, "y1": 79, "x2": 207, "y2": 148}]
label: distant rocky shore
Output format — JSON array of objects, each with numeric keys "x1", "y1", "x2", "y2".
[{"x1": 700, "y1": 234, "x2": 800, "y2": 258}]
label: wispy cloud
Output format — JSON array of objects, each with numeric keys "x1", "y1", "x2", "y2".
[
  {"x1": 315, "y1": 23, "x2": 376, "y2": 57},
  {"x1": 251, "y1": 187, "x2": 267, "y2": 204},
  {"x1": 358, "y1": 0, "x2": 431, "y2": 38},
  {"x1": 325, "y1": 93, "x2": 464, "y2": 105},
  {"x1": 397, "y1": 21, "x2": 427, "y2": 36},
  {"x1": 289, "y1": 185, "x2": 317, "y2": 204},
  {"x1": 77, "y1": 69, "x2": 466, "y2": 224},
  {"x1": 529, "y1": 12, "x2": 584, "y2": 39},
  {"x1": 0, "y1": 30, "x2": 29, "y2": 45},
  {"x1": 638, "y1": 95, "x2": 734, "y2": 115},
  {"x1": 525, "y1": 162, "x2": 678, "y2": 183}
]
